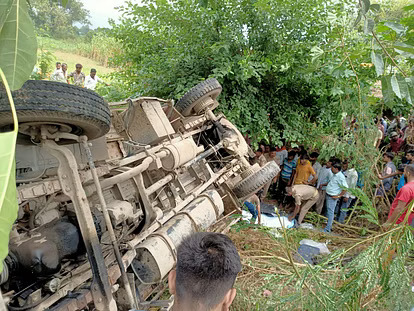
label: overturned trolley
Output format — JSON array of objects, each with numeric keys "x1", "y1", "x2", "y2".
[{"x1": 0, "y1": 78, "x2": 279, "y2": 311}]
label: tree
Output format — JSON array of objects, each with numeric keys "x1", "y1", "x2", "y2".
[{"x1": 29, "y1": 0, "x2": 90, "y2": 38}]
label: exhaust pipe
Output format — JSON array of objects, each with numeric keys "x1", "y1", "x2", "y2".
[{"x1": 131, "y1": 190, "x2": 224, "y2": 284}]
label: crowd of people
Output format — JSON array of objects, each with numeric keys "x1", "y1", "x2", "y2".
[
  {"x1": 49, "y1": 62, "x2": 109, "y2": 90},
  {"x1": 245, "y1": 115, "x2": 414, "y2": 233}
]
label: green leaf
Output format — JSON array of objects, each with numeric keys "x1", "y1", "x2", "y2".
[
  {"x1": 310, "y1": 46, "x2": 324, "y2": 62},
  {"x1": 382, "y1": 76, "x2": 394, "y2": 105},
  {"x1": 391, "y1": 75, "x2": 401, "y2": 99},
  {"x1": 354, "y1": 12, "x2": 362, "y2": 27},
  {"x1": 371, "y1": 51, "x2": 384, "y2": 76},
  {"x1": 403, "y1": 4, "x2": 414, "y2": 11},
  {"x1": 370, "y1": 4, "x2": 380, "y2": 12},
  {"x1": 364, "y1": 18, "x2": 375, "y2": 35},
  {"x1": 0, "y1": 0, "x2": 13, "y2": 30},
  {"x1": 399, "y1": 76, "x2": 413, "y2": 105},
  {"x1": 0, "y1": 0, "x2": 37, "y2": 90},
  {"x1": 0, "y1": 69, "x2": 18, "y2": 273},
  {"x1": 394, "y1": 42, "x2": 414, "y2": 57},
  {"x1": 361, "y1": 0, "x2": 370, "y2": 14},
  {"x1": 384, "y1": 22, "x2": 405, "y2": 35}
]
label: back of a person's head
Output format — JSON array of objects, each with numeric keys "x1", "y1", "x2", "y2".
[
  {"x1": 175, "y1": 232, "x2": 241, "y2": 310},
  {"x1": 310, "y1": 152, "x2": 319, "y2": 158},
  {"x1": 332, "y1": 162, "x2": 342, "y2": 171}
]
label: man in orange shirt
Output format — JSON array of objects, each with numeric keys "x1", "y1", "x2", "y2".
[{"x1": 293, "y1": 154, "x2": 317, "y2": 186}]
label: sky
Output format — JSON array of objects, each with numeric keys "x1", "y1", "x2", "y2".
[{"x1": 79, "y1": 0, "x2": 128, "y2": 29}]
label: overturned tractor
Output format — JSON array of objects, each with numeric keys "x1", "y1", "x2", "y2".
[{"x1": 0, "y1": 79, "x2": 279, "y2": 310}]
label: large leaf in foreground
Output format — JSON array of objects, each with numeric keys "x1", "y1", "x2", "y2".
[
  {"x1": 0, "y1": 69, "x2": 18, "y2": 273},
  {"x1": 0, "y1": 133, "x2": 17, "y2": 273},
  {"x1": 0, "y1": 0, "x2": 13, "y2": 30},
  {"x1": 0, "y1": 0, "x2": 37, "y2": 90}
]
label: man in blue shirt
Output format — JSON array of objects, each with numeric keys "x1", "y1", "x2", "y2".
[
  {"x1": 277, "y1": 151, "x2": 297, "y2": 204},
  {"x1": 324, "y1": 162, "x2": 348, "y2": 232}
]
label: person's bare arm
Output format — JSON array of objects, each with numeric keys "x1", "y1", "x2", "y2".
[
  {"x1": 384, "y1": 200, "x2": 407, "y2": 226},
  {"x1": 288, "y1": 169, "x2": 296, "y2": 186},
  {"x1": 292, "y1": 171, "x2": 298, "y2": 185},
  {"x1": 319, "y1": 182, "x2": 328, "y2": 189},
  {"x1": 332, "y1": 190, "x2": 347, "y2": 199},
  {"x1": 378, "y1": 171, "x2": 401, "y2": 180},
  {"x1": 309, "y1": 173, "x2": 318, "y2": 185}
]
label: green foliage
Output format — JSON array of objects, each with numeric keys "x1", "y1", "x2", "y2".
[
  {"x1": 28, "y1": 0, "x2": 90, "y2": 39},
  {"x1": 0, "y1": 69, "x2": 18, "y2": 273},
  {"x1": 348, "y1": 188, "x2": 380, "y2": 225},
  {"x1": 0, "y1": 0, "x2": 37, "y2": 90},
  {"x1": 38, "y1": 49, "x2": 56, "y2": 78},
  {"x1": 234, "y1": 224, "x2": 414, "y2": 310},
  {"x1": 38, "y1": 33, "x2": 121, "y2": 67}
]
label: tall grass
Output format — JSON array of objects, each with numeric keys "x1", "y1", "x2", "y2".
[{"x1": 38, "y1": 34, "x2": 121, "y2": 67}]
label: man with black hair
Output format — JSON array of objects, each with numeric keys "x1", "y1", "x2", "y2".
[
  {"x1": 68, "y1": 63, "x2": 85, "y2": 87},
  {"x1": 308, "y1": 152, "x2": 322, "y2": 183},
  {"x1": 293, "y1": 153, "x2": 317, "y2": 186},
  {"x1": 168, "y1": 232, "x2": 242, "y2": 311},
  {"x1": 377, "y1": 152, "x2": 396, "y2": 196},
  {"x1": 324, "y1": 162, "x2": 348, "y2": 232},
  {"x1": 315, "y1": 158, "x2": 334, "y2": 214},
  {"x1": 337, "y1": 160, "x2": 358, "y2": 223},
  {"x1": 85, "y1": 68, "x2": 109, "y2": 91},
  {"x1": 252, "y1": 148, "x2": 267, "y2": 167},
  {"x1": 277, "y1": 151, "x2": 297, "y2": 203},
  {"x1": 262, "y1": 147, "x2": 280, "y2": 198},
  {"x1": 51, "y1": 62, "x2": 62, "y2": 81},
  {"x1": 381, "y1": 150, "x2": 414, "y2": 192}
]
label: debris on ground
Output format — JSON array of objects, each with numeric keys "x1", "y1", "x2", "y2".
[{"x1": 294, "y1": 239, "x2": 330, "y2": 265}]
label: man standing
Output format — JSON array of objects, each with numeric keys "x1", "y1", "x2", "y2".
[
  {"x1": 324, "y1": 162, "x2": 348, "y2": 232},
  {"x1": 168, "y1": 232, "x2": 241, "y2": 311},
  {"x1": 262, "y1": 147, "x2": 279, "y2": 199},
  {"x1": 308, "y1": 152, "x2": 322, "y2": 183},
  {"x1": 84, "y1": 68, "x2": 109, "y2": 91},
  {"x1": 338, "y1": 160, "x2": 359, "y2": 223},
  {"x1": 384, "y1": 164, "x2": 414, "y2": 227},
  {"x1": 377, "y1": 152, "x2": 396, "y2": 196},
  {"x1": 388, "y1": 132, "x2": 404, "y2": 153},
  {"x1": 252, "y1": 148, "x2": 267, "y2": 167},
  {"x1": 50, "y1": 62, "x2": 62, "y2": 81},
  {"x1": 287, "y1": 185, "x2": 319, "y2": 224},
  {"x1": 276, "y1": 143, "x2": 288, "y2": 166},
  {"x1": 293, "y1": 154, "x2": 317, "y2": 186},
  {"x1": 315, "y1": 158, "x2": 334, "y2": 214},
  {"x1": 68, "y1": 63, "x2": 86, "y2": 87},
  {"x1": 277, "y1": 151, "x2": 297, "y2": 203}
]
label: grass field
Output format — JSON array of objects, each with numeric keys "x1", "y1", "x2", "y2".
[{"x1": 52, "y1": 50, "x2": 114, "y2": 76}]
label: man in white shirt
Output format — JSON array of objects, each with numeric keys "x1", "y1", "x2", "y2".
[
  {"x1": 315, "y1": 158, "x2": 334, "y2": 214},
  {"x1": 84, "y1": 68, "x2": 108, "y2": 91},
  {"x1": 50, "y1": 62, "x2": 62, "y2": 81},
  {"x1": 337, "y1": 160, "x2": 359, "y2": 223},
  {"x1": 308, "y1": 152, "x2": 322, "y2": 184}
]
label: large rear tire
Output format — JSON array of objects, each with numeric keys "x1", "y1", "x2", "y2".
[
  {"x1": 0, "y1": 80, "x2": 111, "y2": 144},
  {"x1": 175, "y1": 78, "x2": 222, "y2": 117},
  {"x1": 233, "y1": 161, "x2": 280, "y2": 199}
]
